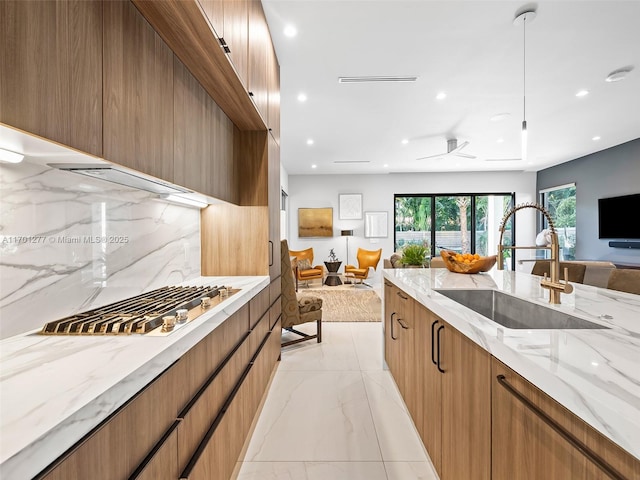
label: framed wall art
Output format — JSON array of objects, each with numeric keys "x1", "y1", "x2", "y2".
[
  {"x1": 364, "y1": 211, "x2": 388, "y2": 238},
  {"x1": 339, "y1": 193, "x2": 362, "y2": 220},
  {"x1": 298, "y1": 208, "x2": 333, "y2": 237}
]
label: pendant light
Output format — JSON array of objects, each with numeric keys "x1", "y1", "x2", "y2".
[{"x1": 514, "y1": 8, "x2": 537, "y2": 162}]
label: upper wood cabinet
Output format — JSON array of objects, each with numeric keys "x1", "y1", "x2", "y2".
[
  {"x1": 0, "y1": 0, "x2": 102, "y2": 157},
  {"x1": 174, "y1": 57, "x2": 236, "y2": 203},
  {"x1": 267, "y1": 41, "x2": 281, "y2": 144},
  {"x1": 222, "y1": 0, "x2": 249, "y2": 88},
  {"x1": 198, "y1": 0, "x2": 224, "y2": 39},
  {"x1": 248, "y1": 0, "x2": 269, "y2": 122},
  {"x1": 103, "y1": 0, "x2": 174, "y2": 182}
]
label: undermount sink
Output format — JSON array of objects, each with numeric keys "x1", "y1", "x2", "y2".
[{"x1": 435, "y1": 289, "x2": 609, "y2": 330}]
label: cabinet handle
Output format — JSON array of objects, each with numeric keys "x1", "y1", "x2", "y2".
[
  {"x1": 396, "y1": 291, "x2": 408, "y2": 300},
  {"x1": 436, "y1": 325, "x2": 445, "y2": 373},
  {"x1": 390, "y1": 312, "x2": 397, "y2": 340},
  {"x1": 249, "y1": 91, "x2": 254, "y2": 97},
  {"x1": 397, "y1": 318, "x2": 409, "y2": 330},
  {"x1": 268, "y1": 240, "x2": 273, "y2": 267},
  {"x1": 496, "y1": 375, "x2": 625, "y2": 480},
  {"x1": 431, "y1": 320, "x2": 439, "y2": 366}
]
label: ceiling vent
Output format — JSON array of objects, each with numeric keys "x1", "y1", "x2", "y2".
[
  {"x1": 333, "y1": 160, "x2": 370, "y2": 164},
  {"x1": 338, "y1": 76, "x2": 418, "y2": 83}
]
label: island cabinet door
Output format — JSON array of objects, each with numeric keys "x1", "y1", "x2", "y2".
[
  {"x1": 492, "y1": 359, "x2": 640, "y2": 480},
  {"x1": 383, "y1": 280, "x2": 398, "y2": 375},
  {"x1": 440, "y1": 320, "x2": 491, "y2": 480},
  {"x1": 413, "y1": 302, "x2": 443, "y2": 475}
]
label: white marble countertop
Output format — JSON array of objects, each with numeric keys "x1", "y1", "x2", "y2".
[
  {"x1": 0, "y1": 275, "x2": 270, "y2": 480},
  {"x1": 382, "y1": 268, "x2": 640, "y2": 462}
]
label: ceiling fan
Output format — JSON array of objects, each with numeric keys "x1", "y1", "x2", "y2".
[{"x1": 416, "y1": 139, "x2": 476, "y2": 161}]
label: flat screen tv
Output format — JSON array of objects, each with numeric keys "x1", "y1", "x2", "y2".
[{"x1": 598, "y1": 193, "x2": 640, "y2": 239}]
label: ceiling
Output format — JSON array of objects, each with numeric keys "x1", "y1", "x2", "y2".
[{"x1": 262, "y1": 1, "x2": 640, "y2": 176}]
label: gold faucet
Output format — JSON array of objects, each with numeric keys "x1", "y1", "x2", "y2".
[{"x1": 497, "y1": 202, "x2": 573, "y2": 304}]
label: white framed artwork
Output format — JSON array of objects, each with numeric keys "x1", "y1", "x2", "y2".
[
  {"x1": 339, "y1": 193, "x2": 362, "y2": 220},
  {"x1": 364, "y1": 211, "x2": 388, "y2": 238}
]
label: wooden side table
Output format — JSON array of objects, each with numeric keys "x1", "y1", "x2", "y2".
[{"x1": 324, "y1": 261, "x2": 342, "y2": 286}]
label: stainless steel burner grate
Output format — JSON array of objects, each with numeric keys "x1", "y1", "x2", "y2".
[{"x1": 40, "y1": 285, "x2": 232, "y2": 335}]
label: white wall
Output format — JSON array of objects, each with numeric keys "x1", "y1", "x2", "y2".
[{"x1": 287, "y1": 171, "x2": 538, "y2": 284}]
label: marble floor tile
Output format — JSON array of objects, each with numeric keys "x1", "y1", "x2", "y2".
[
  {"x1": 384, "y1": 461, "x2": 439, "y2": 480},
  {"x1": 236, "y1": 461, "x2": 388, "y2": 480},
  {"x1": 350, "y1": 322, "x2": 384, "y2": 371},
  {"x1": 363, "y1": 371, "x2": 428, "y2": 461},
  {"x1": 244, "y1": 370, "x2": 382, "y2": 462},
  {"x1": 237, "y1": 323, "x2": 440, "y2": 480},
  {"x1": 279, "y1": 324, "x2": 360, "y2": 371}
]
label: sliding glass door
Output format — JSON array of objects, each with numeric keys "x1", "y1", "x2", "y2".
[{"x1": 395, "y1": 193, "x2": 515, "y2": 268}]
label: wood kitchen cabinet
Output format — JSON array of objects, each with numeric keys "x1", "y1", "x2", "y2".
[
  {"x1": 247, "y1": 0, "x2": 269, "y2": 123},
  {"x1": 268, "y1": 135, "x2": 281, "y2": 278},
  {"x1": 37, "y1": 289, "x2": 280, "y2": 480},
  {"x1": 0, "y1": 0, "x2": 102, "y2": 157},
  {"x1": 383, "y1": 281, "x2": 402, "y2": 390},
  {"x1": 383, "y1": 289, "x2": 491, "y2": 480},
  {"x1": 413, "y1": 302, "x2": 443, "y2": 474},
  {"x1": 440, "y1": 319, "x2": 491, "y2": 480},
  {"x1": 198, "y1": 0, "x2": 224, "y2": 39},
  {"x1": 103, "y1": 0, "x2": 174, "y2": 182},
  {"x1": 492, "y1": 359, "x2": 639, "y2": 480},
  {"x1": 267, "y1": 41, "x2": 281, "y2": 144},
  {"x1": 173, "y1": 56, "x2": 236, "y2": 203},
  {"x1": 222, "y1": 0, "x2": 249, "y2": 88}
]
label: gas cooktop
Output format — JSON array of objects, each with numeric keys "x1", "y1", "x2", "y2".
[{"x1": 40, "y1": 285, "x2": 238, "y2": 336}]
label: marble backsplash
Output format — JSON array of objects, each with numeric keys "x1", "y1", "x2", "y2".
[{"x1": 0, "y1": 161, "x2": 201, "y2": 339}]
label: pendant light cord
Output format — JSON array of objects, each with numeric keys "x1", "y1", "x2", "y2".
[{"x1": 523, "y1": 16, "x2": 527, "y2": 121}]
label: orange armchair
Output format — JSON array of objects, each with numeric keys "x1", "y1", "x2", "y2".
[
  {"x1": 345, "y1": 248, "x2": 382, "y2": 287},
  {"x1": 288, "y1": 247, "x2": 324, "y2": 287}
]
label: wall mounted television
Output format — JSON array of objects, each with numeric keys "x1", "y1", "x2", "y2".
[{"x1": 598, "y1": 193, "x2": 640, "y2": 239}]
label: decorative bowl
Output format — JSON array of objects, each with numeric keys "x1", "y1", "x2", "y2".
[{"x1": 440, "y1": 250, "x2": 497, "y2": 274}]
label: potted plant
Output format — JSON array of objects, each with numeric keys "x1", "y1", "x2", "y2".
[{"x1": 400, "y1": 244, "x2": 429, "y2": 267}]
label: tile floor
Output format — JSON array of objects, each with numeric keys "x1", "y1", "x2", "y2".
[{"x1": 235, "y1": 321, "x2": 439, "y2": 480}]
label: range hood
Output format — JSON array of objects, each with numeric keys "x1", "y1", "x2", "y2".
[{"x1": 48, "y1": 164, "x2": 192, "y2": 195}]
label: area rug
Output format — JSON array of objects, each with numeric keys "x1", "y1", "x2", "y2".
[{"x1": 298, "y1": 285, "x2": 382, "y2": 322}]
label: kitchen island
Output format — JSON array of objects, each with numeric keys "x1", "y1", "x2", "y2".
[
  {"x1": 0, "y1": 275, "x2": 271, "y2": 480},
  {"x1": 383, "y1": 268, "x2": 640, "y2": 478}
]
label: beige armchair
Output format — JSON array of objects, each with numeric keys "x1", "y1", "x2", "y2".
[{"x1": 281, "y1": 240, "x2": 323, "y2": 347}]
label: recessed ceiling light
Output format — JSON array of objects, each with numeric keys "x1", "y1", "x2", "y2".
[
  {"x1": 0, "y1": 148, "x2": 24, "y2": 163},
  {"x1": 297, "y1": 93, "x2": 307, "y2": 102},
  {"x1": 311, "y1": 164, "x2": 317, "y2": 169},
  {"x1": 401, "y1": 139, "x2": 409, "y2": 145},
  {"x1": 283, "y1": 25, "x2": 297, "y2": 37},
  {"x1": 497, "y1": 138, "x2": 504, "y2": 143},
  {"x1": 605, "y1": 66, "x2": 633, "y2": 83},
  {"x1": 306, "y1": 139, "x2": 314, "y2": 145},
  {"x1": 592, "y1": 136, "x2": 601, "y2": 141},
  {"x1": 490, "y1": 113, "x2": 510, "y2": 122},
  {"x1": 436, "y1": 92, "x2": 446, "y2": 100},
  {"x1": 383, "y1": 164, "x2": 389, "y2": 168},
  {"x1": 576, "y1": 90, "x2": 589, "y2": 97}
]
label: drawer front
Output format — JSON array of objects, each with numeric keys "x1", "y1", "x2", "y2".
[
  {"x1": 177, "y1": 329, "x2": 254, "y2": 472},
  {"x1": 269, "y1": 298, "x2": 281, "y2": 331},
  {"x1": 40, "y1": 362, "x2": 182, "y2": 480},
  {"x1": 129, "y1": 421, "x2": 180, "y2": 480},
  {"x1": 269, "y1": 276, "x2": 281, "y2": 305},
  {"x1": 249, "y1": 286, "x2": 270, "y2": 330}
]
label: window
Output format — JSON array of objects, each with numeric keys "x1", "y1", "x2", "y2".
[
  {"x1": 394, "y1": 193, "x2": 515, "y2": 268},
  {"x1": 539, "y1": 183, "x2": 576, "y2": 260}
]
